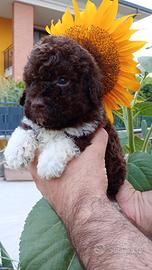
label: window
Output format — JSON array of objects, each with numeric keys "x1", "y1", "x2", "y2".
[
  {"x1": 34, "y1": 28, "x2": 47, "y2": 44},
  {"x1": 4, "y1": 45, "x2": 13, "y2": 70}
]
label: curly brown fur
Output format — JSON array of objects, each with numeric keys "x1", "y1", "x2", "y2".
[
  {"x1": 21, "y1": 35, "x2": 105, "y2": 129},
  {"x1": 104, "y1": 122, "x2": 126, "y2": 199},
  {"x1": 20, "y1": 35, "x2": 126, "y2": 199}
]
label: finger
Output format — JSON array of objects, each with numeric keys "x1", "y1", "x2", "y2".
[
  {"x1": 28, "y1": 155, "x2": 39, "y2": 183},
  {"x1": 116, "y1": 180, "x2": 136, "y2": 204},
  {"x1": 28, "y1": 151, "x2": 38, "y2": 171},
  {"x1": 89, "y1": 127, "x2": 108, "y2": 156}
]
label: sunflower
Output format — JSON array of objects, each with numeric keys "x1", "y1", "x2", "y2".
[{"x1": 45, "y1": 0, "x2": 146, "y2": 122}]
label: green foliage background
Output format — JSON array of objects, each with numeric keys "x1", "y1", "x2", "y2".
[{"x1": 0, "y1": 76, "x2": 24, "y2": 104}]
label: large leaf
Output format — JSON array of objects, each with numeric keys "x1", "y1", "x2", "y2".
[
  {"x1": 127, "y1": 152, "x2": 152, "y2": 191},
  {"x1": 0, "y1": 242, "x2": 14, "y2": 269},
  {"x1": 19, "y1": 199, "x2": 83, "y2": 270}
]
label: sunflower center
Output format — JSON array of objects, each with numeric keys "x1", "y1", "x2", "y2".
[{"x1": 65, "y1": 25, "x2": 120, "y2": 94}]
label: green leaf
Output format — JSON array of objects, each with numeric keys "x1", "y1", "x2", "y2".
[
  {"x1": 0, "y1": 75, "x2": 24, "y2": 103},
  {"x1": 127, "y1": 152, "x2": 152, "y2": 191},
  {"x1": 142, "y1": 76, "x2": 152, "y2": 86},
  {"x1": 122, "y1": 144, "x2": 130, "y2": 154},
  {"x1": 141, "y1": 120, "x2": 148, "y2": 137},
  {"x1": 134, "y1": 136, "x2": 144, "y2": 151},
  {"x1": 135, "y1": 102, "x2": 152, "y2": 116},
  {"x1": 118, "y1": 132, "x2": 151, "y2": 153},
  {"x1": 118, "y1": 130, "x2": 128, "y2": 145},
  {"x1": 19, "y1": 199, "x2": 83, "y2": 270},
  {"x1": 0, "y1": 242, "x2": 14, "y2": 269}
]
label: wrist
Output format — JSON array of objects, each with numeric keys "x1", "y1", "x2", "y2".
[
  {"x1": 61, "y1": 194, "x2": 152, "y2": 270},
  {"x1": 66, "y1": 193, "x2": 108, "y2": 222},
  {"x1": 50, "y1": 172, "x2": 107, "y2": 221},
  {"x1": 58, "y1": 188, "x2": 107, "y2": 224}
]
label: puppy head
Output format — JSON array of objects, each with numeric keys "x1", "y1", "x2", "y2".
[{"x1": 21, "y1": 35, "x2": 106, "y2": 129}]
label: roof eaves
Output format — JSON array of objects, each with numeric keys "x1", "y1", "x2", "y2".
[{"x1": 119, "y1": 0, "x2": 152, "y2": 14}]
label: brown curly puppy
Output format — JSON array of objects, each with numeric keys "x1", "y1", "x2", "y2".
[{"x1": 20, "y1": 35, "x2": 126, "y2": 199}]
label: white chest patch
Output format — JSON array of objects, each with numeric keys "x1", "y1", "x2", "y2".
[{"x1": 4, "y1": 117, "x2": 99, "y2": 179}]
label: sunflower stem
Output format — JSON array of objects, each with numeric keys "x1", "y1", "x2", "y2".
[
  {"x1": 122, "y1": 107, "x2": 128, "y2": 130},
  {"x1": 142, "y1": 125, "x2": 152, "y2": 152},
  {"x1": 127, "y1": 108, "x2": 135, "y2": 153}
]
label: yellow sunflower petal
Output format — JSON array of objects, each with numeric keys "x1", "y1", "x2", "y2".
[
  {"x1": 118, "y1": 41, "x2": 147, "y2": 53},
  {"x1": 105, "y1": 93, "x2": 120, "y2": 109},
  {"x1": 109, "y1": 14, "x2": 135, "y2": 34},
  {"x1": 118, "y1": 72, "x2": 137, "y2": 82},
  {"x1": 119, "y1": 58, "x2": 138, "y2": 65},
  {"x1": 119, "y1": 71, "x2": 138, "y2": 79},
  {"x1": 45, "y1": 25, "x2": 51, "y2": 34},
  {"x1": 113, "y1": 88, "x2": 133, "y2": 106},
  {"x1": 98, "y1": 0, "x2": 118, "y2": 30},
  {"x1": 116, "y1": 29, "x2": 137, "y2": 43},
  {"x1": 117, "y1": 76, "x2": 140, "y2": 91},
  {"x1": 103, "y1": 99, "x2": 114, "y2": 123},
  {"x1": 97, "y1": 0, "x2": 111, "y2": 16},
  {"x1": 95, "y1": 0, "x2": 112, "y2": 26},
  {"x1": 62, "y1": 7, "x2": 74, "y2": 28},
  {"x1": 80, "y1": 1, "x2": 97, "y2": 26},
  {"x1": 120, "y1": 65, "x2": 140, "y2": 74},
  {"x1": 109, "y1": 90, "x2": 130, "y2": 107},
  {"x1": 49, "y1": 20, "x2": 60, "y2": 35},
  {"x1": 54, "y1": 19, "x2": 66, "y2": 34},
  {"x1": 72, "y1": 0, "x2": 80, "y2": 23},
  {"x1": 111, "y1": 17, "x2": 134, "y2": 40}
]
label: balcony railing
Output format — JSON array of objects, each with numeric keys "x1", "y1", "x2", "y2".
[
  {"x1": 4, "y1": 45, "x2": 13, "y2": 70},
  {"x1": 3, "y1": 45, "x2": 13, "y2": 78}
]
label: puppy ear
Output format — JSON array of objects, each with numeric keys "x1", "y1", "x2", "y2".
[
  {"x1": 89, "y1": 77, "x2": 102, "y2": 106},
  {"x1": 19, "y1": 90, "x2": 26, "y2": 106},
  {"x1": 84, "y1": 73, "x2": 102, "y2": 107}
]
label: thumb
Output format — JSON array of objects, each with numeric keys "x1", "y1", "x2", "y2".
[{"x1": 90, "y1": 127, "x2": 108, "y2": 158}]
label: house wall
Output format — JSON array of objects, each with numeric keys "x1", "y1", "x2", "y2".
[
  {"x1": 13, "y1": 2, "x2": 34, "y2": 80},
  {"x1": 0, "y1": 18, "x2": 12, "y2": 76}
]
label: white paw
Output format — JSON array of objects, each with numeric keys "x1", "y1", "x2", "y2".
[
  {"x1": 37, "y1": 158, "x2": 65, "y2": 179},
  {"x1": 37, "y1": 134, "x2": 80, "y2": 180},
  {"x1": 5, "y1": 146, "x2": 29, "y2": 169},
  {"x1": 5, "y1": 144, "x2": 36, "y2": 169},
  {"x1": 4, "y1": 127, "x2": 37, "y2": 169}
]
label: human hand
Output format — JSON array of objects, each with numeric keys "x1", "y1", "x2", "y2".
[
  {"x1": 29, "y1": 128, "x2": 152, "y2": 269},
  {"x1": 116, "y1": 181, "x2": 152, "y2": 236},
  {"x1": 29, "y1": 127, "x2": 108, "y2": 219},
  {"x1": 29, "y1": 124, "x2": 152, "y2": 236}
]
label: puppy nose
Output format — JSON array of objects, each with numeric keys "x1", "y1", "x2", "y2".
[{"x1": 32, "y1": 99, "x2": 44, "y2": 109}]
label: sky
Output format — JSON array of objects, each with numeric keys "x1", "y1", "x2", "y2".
[
  {"x1": 132, "y1": 15, "x2": 152, "y2": 43},
  {"x1": 132, "y1": 15, "x2": 152, "y2": 57},
  {"x1": 124, "y1": 0, "x2": 152, "y2": 10}
]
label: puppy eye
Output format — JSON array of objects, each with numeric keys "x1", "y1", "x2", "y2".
[{"x1": 57, "y1": 77, "x2": 69, "y2": 86}]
